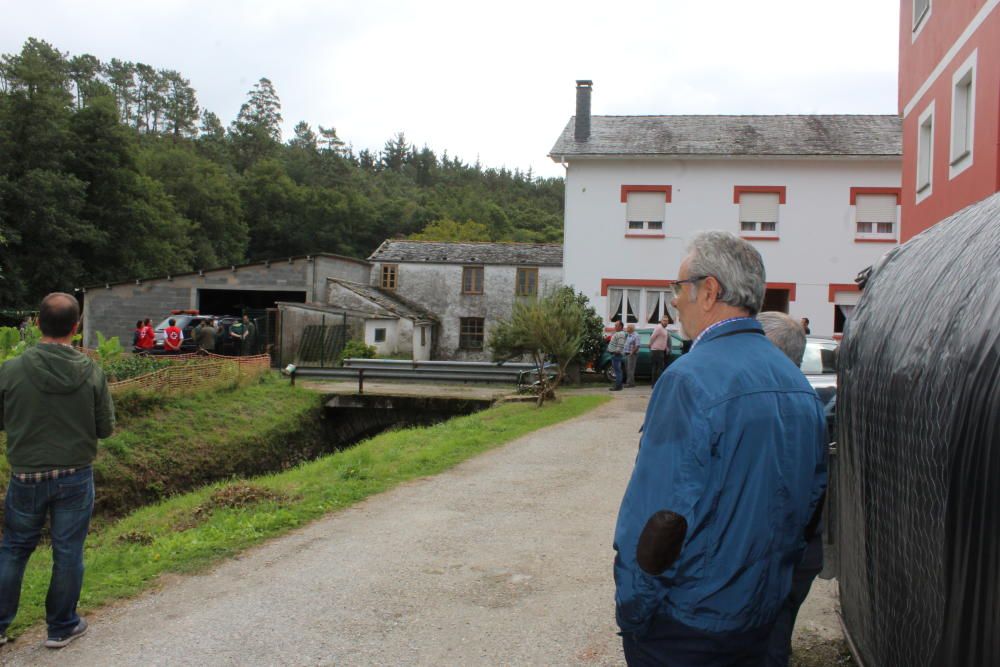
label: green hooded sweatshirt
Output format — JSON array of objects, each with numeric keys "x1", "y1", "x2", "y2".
[{"x1": 0, "y1": 343, "x2": 115, "y2": 474}]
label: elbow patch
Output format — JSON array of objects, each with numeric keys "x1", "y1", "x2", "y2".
[{"x1": 636, "y1": 510, "x2": 688, "y2": 575}]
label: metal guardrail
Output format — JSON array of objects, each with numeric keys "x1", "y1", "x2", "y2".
[{"x1": 289, "y1": 358, "x2": 557, "y2": 392}]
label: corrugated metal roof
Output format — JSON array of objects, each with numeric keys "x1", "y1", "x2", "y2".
[
  {"x1": 550, "y1": 115, "x2": 902, "y2": 158},
  {"x1": 367, "y1": 240, "x2": 563, "y2": 266}
]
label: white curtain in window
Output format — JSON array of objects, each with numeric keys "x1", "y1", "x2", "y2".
[
  {"x1": 608, "y1": 288, "x2": 623, "y2": 322},
  {"x1": 855, "y1": 195, "x2": 897, "y2": 224},
  {"x1": 739, "y1": 193, "x2": 779, "y2": 223},
  {"x1": 627, "y1": 192, "x2": 665, "y2": 222},
  {"x1": 838, "y1": 304, "x2": 856, "y2": 320},
  {"x1": 646, "y1": 290, "x2": 661, "y2": 323},
  {"x1": 625, "y1": 289, "x2": 639, "y2": 323}
]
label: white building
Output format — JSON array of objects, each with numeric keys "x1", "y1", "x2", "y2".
[{"x1": 549, "y1": 81, "x2": 902, "y2": 338}]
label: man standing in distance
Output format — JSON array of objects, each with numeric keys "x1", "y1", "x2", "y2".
[
  {"x1": 613, "y1": 232, "x2": 827, "y2": 665},
  {"x1": 0, "y1": 293, "x2": 115, "y2": 648},
  {"x1": 648, "y1": 315, "x2": 671, "y2": 386},
  {"x1": 624, "y1": 324, "x2": 640, "y2": 388},
  {"x1": 606, "y1": 320, "x2": 627, "y2": 392}
]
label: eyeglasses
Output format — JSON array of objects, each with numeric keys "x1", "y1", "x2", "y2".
[{"x1": 671, "y1": 275, "x2": 710, "y2": 297}]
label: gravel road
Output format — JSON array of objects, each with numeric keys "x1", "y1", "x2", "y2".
[{"x1": 2, "y1": 388, "x2": 842, "y2": 666}]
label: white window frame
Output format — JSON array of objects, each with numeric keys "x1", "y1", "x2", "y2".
[
  {"x1": 916, "y1": 102, "x2": 935, "y2": 204},
  {"x1": 949, "y1": 50, "x2": 976, "y2": 180},
  {"x1": 853, "y1": 194, "x2": 899, "y2": 241},
  {"x1": 607, "y1": 287, "x2": 641, "y2": 324},
  {"x1": 738, "y1": 192, "x2": 781, "y2": 239},
  {"x1": 912, "y1": 0, "x2": 931, "y2": 42},
  {"x1": 624, "y1": 191, "x2": 666, "y2": 235}
]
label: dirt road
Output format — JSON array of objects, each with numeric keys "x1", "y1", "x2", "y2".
[{"x1": 3, "y1": 388, "x2": 842, "y2": 666}]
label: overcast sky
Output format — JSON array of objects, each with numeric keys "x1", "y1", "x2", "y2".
[{"x1": 3, "y1": 0, "x2": 900, "y2": 178}]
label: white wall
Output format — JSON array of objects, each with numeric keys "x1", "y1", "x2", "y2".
[
  {"x1": 365, "y1": 318, "x2": 399, "y2": 355},
  {"x1": 562, "y1": 157, "x2": 901, "y2": 337}
]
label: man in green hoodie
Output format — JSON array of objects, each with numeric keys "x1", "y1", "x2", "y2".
[{"x1": 0, "y1": 293, "x2": 114, "y2": 649}]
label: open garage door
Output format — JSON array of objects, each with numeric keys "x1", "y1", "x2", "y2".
[{"x1": 197, "y1": 289, "x2": 307, "y2": 316}]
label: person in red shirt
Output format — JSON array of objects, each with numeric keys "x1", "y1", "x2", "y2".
[
  {"x1": 137, "y1": 318, "x2": 155, "y2": 351},
  {"x1": 163, "y1": 318, "x2": 183, "y2": 353}
]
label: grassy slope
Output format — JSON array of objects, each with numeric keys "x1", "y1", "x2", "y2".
[
  {"x1": 6, "y1": 393, "x2": 609, "y2": 636},
  {"x1": 1, "y1": 376, "x2": 327, "y2": 517}
]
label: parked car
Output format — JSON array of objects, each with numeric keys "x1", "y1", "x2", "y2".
[
  {"x1": 802, "y1": 337, "x2": 838, "y2": 406},
  {"x1": 152, "y1": 311, "x2": 222, "y2": 352},
  {"x1": 596, "y1": 329, "x2": 685, "y2": 382},
  {"x1": 599, "y1": 331, "x2": 839, "y2": 401}
]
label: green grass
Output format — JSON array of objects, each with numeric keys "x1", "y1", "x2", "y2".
[
  {"x1": 1, "y1": 374, "x2": 328, "y2": 517},
  {"x1": 5, "y1": 393, "x2": 609, "y2": 637}
]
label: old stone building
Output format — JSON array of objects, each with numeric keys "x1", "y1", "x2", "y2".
[
  {"x1": 362, "y1": 240, "x2": 563, "y2": 360},
  {"x1": 80, "y1": 241, "x2": 564, "y2": 363},
  {"x1": 80, "y1": 253, "x2": 369, "y2": 350}
]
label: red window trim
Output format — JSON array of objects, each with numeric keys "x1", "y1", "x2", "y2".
[
  {"x1": 765, "y1": 282, "x2": 797, "y2": 301},
  {"x1": 621, "y1": 185, "x2": 672, "y2": 203},
  {"x1": 624, "y1": 233, "x2": 666, "y2": 239},
  {"x1": 849, "y1": 187, "x2": 901, "y2": 205},
  {"x1": 740, "y1": 235, "x2": 780, "y2": 241},
  {"x1": 600, "y1": 278, "x2": 673, "y2": 297},
  {"x1": 828, "y1": 283, "x2": 861, "y2": 302},
  {"x1": 733, "y1": 185, "x2": 787, "y2": 204},
  {"x1": 854, "y1": 238, "x2": 897, "y2": 244}
]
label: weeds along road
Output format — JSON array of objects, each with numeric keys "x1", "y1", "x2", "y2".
[{"x1": 6, "y1": 390, "x2": 639, "y2": 666}]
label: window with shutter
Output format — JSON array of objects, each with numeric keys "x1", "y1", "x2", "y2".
[
  {"x1": 855, "y1": 194, "x2": 898, "y2": 238},
  {"x1": 739, "y1": 192, "x2": 780, "y2": 236},
  {"x1": 626, "y1": 192, "x2": 665, "y2": 232}
]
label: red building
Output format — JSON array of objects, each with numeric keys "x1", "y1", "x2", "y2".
[{"x1": 898, "y1": 0, "x2": 1000, "y2": 240}]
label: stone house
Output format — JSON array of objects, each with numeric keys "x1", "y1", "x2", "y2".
[{"x1": 360, "y1": 240, "x2": 563, "y2": 360}]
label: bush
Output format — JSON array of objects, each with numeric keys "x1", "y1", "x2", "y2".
[
  {"x1": 103, "y1": 355, "x2": 171, "y2": 382},
  {"x1": 338, "y1": 339, "x2": 377, "y2": 365}
]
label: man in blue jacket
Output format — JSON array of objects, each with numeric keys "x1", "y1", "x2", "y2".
[{"x1": 614, "y1": 232, "x2": 827, "y2": 666}]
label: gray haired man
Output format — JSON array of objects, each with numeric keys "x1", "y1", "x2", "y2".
[
  {"x1": 614, "y1": 232, "x2": 827, "y2": 665},
  {"x1": 758, "y1": 311, "x2": 824, "y2": 667}
]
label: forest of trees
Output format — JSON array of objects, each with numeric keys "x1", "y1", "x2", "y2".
[{"x1": 0, "y1": 38, "x2": 564, "y2": 306}]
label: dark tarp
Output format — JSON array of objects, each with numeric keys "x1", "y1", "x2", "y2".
[{"x1": 838, "y1": 191, "x2": 1000, "y2": 666}]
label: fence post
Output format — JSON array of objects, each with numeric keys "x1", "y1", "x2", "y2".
[{"x1": 358, "y1": 368, "x2": 364, "y2": 394}]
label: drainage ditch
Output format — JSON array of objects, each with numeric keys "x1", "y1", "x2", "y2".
[{"x1": 323, "y1": 394, "x2": 494, "y2": 445}]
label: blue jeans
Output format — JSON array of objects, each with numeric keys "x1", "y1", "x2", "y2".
[
  {"x1": 0, "y1": 468, "x2": 94, "y2": 638},
  {"x1": 612, "y1": 354, "x2": 624, "y2": 389}
]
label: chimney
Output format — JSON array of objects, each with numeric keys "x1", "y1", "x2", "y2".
[{"x1": 575, "y1": 80, "x2": 593, "y2": 142}]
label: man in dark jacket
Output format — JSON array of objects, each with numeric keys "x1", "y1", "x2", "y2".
[
  {"x1": 614, "y1": 233, "x2": 826, "y2": 666},
  {"x1": 0, "y1": 293, "x2": 115, "y2": 649}
]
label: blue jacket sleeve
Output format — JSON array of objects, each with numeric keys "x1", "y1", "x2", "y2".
[{"x1": 613, "y1": 373, "x2": 711, "y2": 635}]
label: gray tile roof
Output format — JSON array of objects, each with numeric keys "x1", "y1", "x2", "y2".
[
  {"x1": 368, "y1": 240, "x2": 563, "y2": 266},
  {"x1": 550, "y1": 115, "x2": 902, "y2": 158},
  {"x1": 327, "y1": 279, "x2": 438, "y2": 322}
]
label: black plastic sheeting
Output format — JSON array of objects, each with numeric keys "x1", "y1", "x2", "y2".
[{"x1": 837, "y1": 191, "x2": 1000, "y2": 666}]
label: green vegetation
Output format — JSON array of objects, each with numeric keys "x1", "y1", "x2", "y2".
[
  {"x1": 0, "y1": 373, "x2": 322, "y2": 514},
  {"x1": 0, "y1": 38, "x2": 564, "y2": 307},
  {"x1": 489, "y1": 287, "x2": 604, "y2": 404},
  {"x1": 3, "y1": 392, "x2": 608, "y2": 637},
  {"x1": 338, "y1": 339, "x2": 377, "y2": 365}
]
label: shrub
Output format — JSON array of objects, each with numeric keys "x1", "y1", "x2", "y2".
[{"x1": 338, "y1": 339, "x2": 377, "y2": 365}]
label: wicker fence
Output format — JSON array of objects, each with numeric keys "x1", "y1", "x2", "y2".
[{"x1": 106, "y1": 353, "x2": 271, "y2": 395}]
